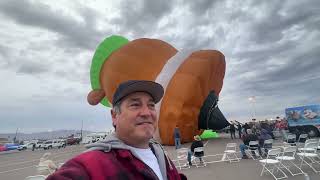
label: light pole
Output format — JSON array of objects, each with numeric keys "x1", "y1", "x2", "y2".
[
  {"x1": 248, "y1": 96, "x2": 256, "y2": 119},
  {"x1": 48, "y1": 129, "x2": 52, "y2": 139},
  {"x1": 13, "y1": 128, "x2": 19, "y2": 143}
]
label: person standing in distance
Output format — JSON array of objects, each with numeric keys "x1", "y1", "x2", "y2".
[{"x1": 174, "y1": 126, "x2": 181, "y2": 149}]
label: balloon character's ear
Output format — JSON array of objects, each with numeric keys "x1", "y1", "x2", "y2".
[{"x1": 87, "y1": 89, "x2": 105, "y2": 105}]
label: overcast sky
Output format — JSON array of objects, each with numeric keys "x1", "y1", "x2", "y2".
[{"x1": 0, "y1": 0, "x2": 319, "y2": 133}]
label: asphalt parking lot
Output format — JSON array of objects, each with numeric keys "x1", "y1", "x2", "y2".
[
  {"x1": 0, "y1": 145, "x2": 85, "y2": 180},
  {"x1": 1, "y1": 134, "x2": 319, "y2": 180}
]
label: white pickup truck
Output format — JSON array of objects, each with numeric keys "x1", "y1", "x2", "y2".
[{"x1": 43, "y1": 139, "x2": 66, "y2": 150}]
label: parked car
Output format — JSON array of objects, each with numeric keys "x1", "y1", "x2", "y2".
[
  {"x1": 43, "y1": 139, "x2": 66, "y2": 150},
  {"x1": 67, "y1": 137, "x2": 81, "y2": 145},
  {"x1": 0, "y1": 144, "x2": 7, "y2": 152},
  {"x1": 35, "y1": 141, "x2": 45, "y2": 149},
  {"x1": 59, "y1": 139, "x2": 67, "y2": 148},
  {"x1": 17, "y1": 143, "x2": 35, "y2": 151},
  {"x1": 82, "y1": 132, "x2": 107, "y2": 144},
  {"x1": 4, "y1": 143, "x2": 20, "y2": 151}
]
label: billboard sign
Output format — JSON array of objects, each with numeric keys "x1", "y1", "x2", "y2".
[{"x1": 286, "y1": 104, "x2": 320, "y2": 126}]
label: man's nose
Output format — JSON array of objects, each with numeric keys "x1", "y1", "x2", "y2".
[{"x1": 139, "y1": 105, "x2": 153, "y2": 116}]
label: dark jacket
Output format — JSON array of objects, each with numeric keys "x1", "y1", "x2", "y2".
[
  {"x1": 174, "y1": 128, "x2": 181, "y2": 138},
  {"x1": 190, "y1": 140, "x2": 204, "y2": 157},
  {"x1": 242, "y1": 134, "x2": 258, "y2": 146},
  {"x1": 237, "y1": 124, "x2": 242, "y2": 131},
  {"x1": 230, "y1": 124, "x2": 235, "y2": 132},
  {"x1": 47, "y1": 133, "x2": 186, "y2": 180},
  {"x1": 243, "y1": 123, "x2": 250, "y2": 130},
  {"x1": 258, "y1": 129, "x2": 272, "y2": 146}
]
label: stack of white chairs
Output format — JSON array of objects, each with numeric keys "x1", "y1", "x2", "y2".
[
  {"x1": 276, "y1": 146, "x2": 304, "y2": 176},
  {"x1": 176, "y1": 148, "x2": 190, "y2": 170},
  {"x1": 223, "y1": 143, "x2": 240, "y2": 163},
  {"x1": 192, "y1": 147, "x2": 206, "y2": 168},
  {"x1": 259, "y1": 148, "x2": 287, "y2": 180},
  {"x1": 297, "y1": 142, "x2": 320, "y2": 173}
]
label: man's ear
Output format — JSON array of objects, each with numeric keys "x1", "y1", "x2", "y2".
[{"x1": 111, "y1": 109, "x2": 118, "y2": 127}]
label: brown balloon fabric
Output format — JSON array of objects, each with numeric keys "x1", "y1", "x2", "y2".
[
  {"x1": 99, "y1": 38, "x2": 177, "y2": 102},
  {"x1": 94, "y1": 38, "x2": 226, "y2": 145},
  {"x1": 158, "y1": 50, "x2": 225, "y2": 145}
]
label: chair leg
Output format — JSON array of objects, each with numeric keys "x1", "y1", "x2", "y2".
[
  {"x1": 225, "y1": 153, "x2": 239, "y2": 163},
  {"x1": 288, "y1": 160, "x2": 304, "y2": 176},
  {"x1": 178, "y1": 159, "x2": 190, "y2": 170},
  {"x1": 275, "y1": 165, "x2": 288, "y2": 180},
  {"x1": 279, "y1": 160, "x2": 300, "y2": 176},
  {"x1": 299, "y1": 156, "x2": 320, "y2": 173},
  {"x1": 193, "y1": 157, "x2": 206, "y2": 168},
  {"x1": 260, "y1": 163, "x2": 266, "y2": 176},
  {"x1": 248, "y1": 149, "x2": 259, "y2": 160},
  {"x1": 261, "y1": 163, "x2": 287, "y2": 180}
]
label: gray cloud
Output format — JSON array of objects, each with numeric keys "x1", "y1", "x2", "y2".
[
  {"x1": 17, "y1": 61, "x2": 49, "y2": 74},
  {"x1": 111, "y1": 0, "x2": 173, "y2": 36},
  {"x1": 1, "y1": 0, "x2": 320, "y2": 133},
  {"x1": 249, "y1": 0, "x2": 320, "y2": 44},
  {"x1": 0, "y1": 44, "x2": 11, "y2": 59},
  {"x1": 0, "y1": 0, "x2": 104, "y2": 50},
  {"x1": 185, "y1": 0, "x2": 219, "y2": 16}
]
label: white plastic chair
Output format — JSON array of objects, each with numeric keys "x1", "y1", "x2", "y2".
[
  {"x1": 297, "y1": 142, "x2": 320, "y2": 173},
  {"x1": 276, "y1": 146, "x2": 304, "y2": 176},
  {"x1": 176, "y1": 148, "x2": 190, "y2": 169},
  {"x1": 24, "y1": 175, "x2": 47, "y2": 180},
  {"x1": 224, "y1": 143, "x2": 240, "y2": 163},
  {"x1": 286, "y1": 134, "x2": 296, "y2": 146},
  {"x1": 192, "y1": 147, "x2": 206, "y2": 168},
  {"x1": 259, "y1": 148, "x2": 287, "y2": 180},
  {"x1": 297, "y1": 134, "x2": 308, "y2": 143},
  {"x1": 298, "y1": 139, "x2": 318, "y2": 152},
  {"x1": 296, "y1": 134, "x2": 308, "y2": 149},
  {"x1": 262, "y1": 139, "x2": 273, "y2": 156},
  {"x1": 203, "y1": 140, "x2": 209, "y2": 147},
  {"x1": 305, "y1": 138, "x2": 318, "y2": 144},
  {"x1": 246, "y1": 141, "x2": 261, "y2": 160}
]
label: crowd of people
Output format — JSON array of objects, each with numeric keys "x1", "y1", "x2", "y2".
[
  {"x1": 228, "y1": 117, "x2": 289, "y2": 159},
  {"x1": 228, "y1": 117, "x2": 288, "y2": 138}
]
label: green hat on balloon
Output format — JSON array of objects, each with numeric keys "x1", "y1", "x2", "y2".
[{"x1": 87, "y1": 35, "x2": 129, "y2": 107}]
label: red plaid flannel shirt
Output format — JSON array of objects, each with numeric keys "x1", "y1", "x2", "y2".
[{"x1": 47, "y1": 149, "x2": 186, "y2": 180}]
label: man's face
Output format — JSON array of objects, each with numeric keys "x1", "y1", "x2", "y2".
[{"x1": 111, "y1": 92, "x2": 157, "y2": 148}]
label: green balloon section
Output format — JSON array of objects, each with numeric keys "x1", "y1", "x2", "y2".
[
  {"x1": 90, "y1": 35, "x2": 129, "y2": 107},
  {"x1": 200, "y1": 129, "x2": 219, "y2": 139}
]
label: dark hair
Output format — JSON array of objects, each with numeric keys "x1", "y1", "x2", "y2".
[{"x1": 112, "y1": 101, "x2": 122, "y2": 129}]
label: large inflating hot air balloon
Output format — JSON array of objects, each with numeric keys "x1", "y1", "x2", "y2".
[{"x1": 87, "y1": 35, "x2": 229, "y2": 145}]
